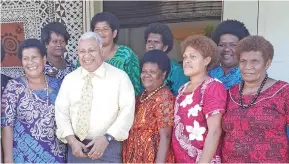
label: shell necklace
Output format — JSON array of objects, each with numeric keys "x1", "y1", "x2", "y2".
[{"x1": 140, "y1": 84, "x2": 166, "y2": 103}]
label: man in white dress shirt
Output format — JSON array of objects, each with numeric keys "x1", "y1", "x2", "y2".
[{"x1": 55, "y1": 32, "x2": 135, "y2": 163}]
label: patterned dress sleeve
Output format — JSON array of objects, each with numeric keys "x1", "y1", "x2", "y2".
[
  {"x1": 202, "y1": 81, "x2": 227, "y2": 119},
  {"x1": 124, "y1": 48, "x2": 143, "y2": 96},
  {"x1": 155, "y1": 90, "x2": 175, "y2": 130},
  {"x1": 1, "y1": 79, "x2": 23, "y2": 127}
]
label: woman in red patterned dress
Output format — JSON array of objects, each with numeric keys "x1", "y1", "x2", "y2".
[
  {"x1": 172, "y1": 35, "x2": 227, "y2": 163},
  {"x1": 222, "y1": 35, "x2": 289, "y2": 163},
  {"x1": 123, "y1": 50, "x2": 175, "y2": 163}
]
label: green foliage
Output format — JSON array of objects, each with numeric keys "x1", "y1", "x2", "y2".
[{"x1": 204, "y1": 24, "x2": 215, "y2": 38}]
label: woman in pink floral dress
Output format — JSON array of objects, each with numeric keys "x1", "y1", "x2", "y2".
[{"x1": 172, "y1": 35, "x2": 227, "y2": 163}]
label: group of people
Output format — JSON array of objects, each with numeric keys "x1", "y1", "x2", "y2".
[{"x1": 1, "y1": 11, "x2": 288, "y2": 163}]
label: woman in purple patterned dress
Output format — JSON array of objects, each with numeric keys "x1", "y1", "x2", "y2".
[{"x1": 1, "y1": 39, "x2": 66, "y2": 163}]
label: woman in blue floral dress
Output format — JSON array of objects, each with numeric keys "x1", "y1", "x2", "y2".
[{"x1": 1, "y1": 39, "x2": 66, "y2": 163}]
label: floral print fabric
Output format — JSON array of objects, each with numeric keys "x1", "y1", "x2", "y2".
[{"x1": 172, "y1": 77, "x2": 227, "y2": 163}]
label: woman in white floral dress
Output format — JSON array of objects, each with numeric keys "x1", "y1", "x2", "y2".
[{"x1": 172, "y1": 35, "x2": 227, "y2": 163}]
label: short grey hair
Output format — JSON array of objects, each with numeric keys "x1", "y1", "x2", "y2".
[{"x1": 78, "y1": 32, "x2": 102, "y2": 48}]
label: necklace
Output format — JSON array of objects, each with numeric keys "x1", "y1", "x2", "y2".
[
  {"x1": 25, "y1": 75, "x2": 49, "y2": 108},
  {"x1": 238, "y1": 74, "x2": 268, "y2": 109},
  {"x1": 140, "y1": 84, "x2": 166, "y2": 103}
]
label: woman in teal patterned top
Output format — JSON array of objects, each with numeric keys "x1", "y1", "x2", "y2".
[
  {"x1": 144, "y1": 23, "x2": 189, "y2": 95},
  {"x1": 103, "y1": 45, "x2": 141, "y2": 94},
  {"x1": 76, "y1": 12, "x2": 142, "y2": 96}
]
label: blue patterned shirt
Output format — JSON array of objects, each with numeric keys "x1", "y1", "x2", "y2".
[
  {"x1": 166, "y1": 60, "x2": 189, "y2": 96},
  {"x1": 209, "y1": 66, "x2": 242, "y2": 90}
]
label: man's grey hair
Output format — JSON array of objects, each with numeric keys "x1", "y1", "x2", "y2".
[{"x1": 78, "y1": 32, "x2": 102, "y2": 48}]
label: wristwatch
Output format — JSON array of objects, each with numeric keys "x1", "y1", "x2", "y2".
[{"x1": 104, "y1": 133, "x2": 114, "y2": 143}]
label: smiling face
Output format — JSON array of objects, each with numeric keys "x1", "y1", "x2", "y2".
[
  {"x1": 182, "y1": 46, "x2": 211, "y2": 77},
  {"x1": 218, "y1": 34, "x2": 239, "y2": 69},
  {"x1": 22, "y1": 48, "x2": 46, "y2": 79},
  {"x1": 239, "y1": 51, "x2": 271, "y2": 83},
  {"x1": 141, "y1": 62, "x2": 166, "y2": 92},
  {"x1": 78, "y1": 38, "x2": 103, "y2": 72},
  {"x1": 46, "y1": 32, "x2": 66, "y2": 57},
  {"x1": 93, "y1": 21, "x2": 117, "y2": 47}
]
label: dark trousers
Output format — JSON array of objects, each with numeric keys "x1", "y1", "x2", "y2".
[{"x1": 67, "y1": 139, "x2": 122, "y2": 163}]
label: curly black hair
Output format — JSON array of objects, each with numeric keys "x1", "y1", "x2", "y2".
[
  {"x1": 212, "y1": 19, "x2": 250, "y2": 44},
  {"x1": 41, "y1": 22, "x2": 70, "y2": 45},
  {"x1": 90, "y1": 11, "x2": 120, "y2": 43},
  {"x1": 144, "y1": 23, "x2": 174, "y2": 53},
  {"x1": 18, "y1": 39, "x2": 46, "y2": 60},
  {"x1": 140, "y1": 50, "x2": 171, "y2": 78}
]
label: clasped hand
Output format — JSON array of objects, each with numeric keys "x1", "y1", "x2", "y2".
[{"x1": 71, "y1": 136, "x2": 109, "y2": 160}]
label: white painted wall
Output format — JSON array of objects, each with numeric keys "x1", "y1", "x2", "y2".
[
  {"x1": 258, "y1": 1, "x2": 289, "y2": 82},
  {"x1": 223, "y1": 1, "x2": 258, "y2": 35},
  {"x1": 223, "y1": 0, "x2": 289, "y2": 82}
]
